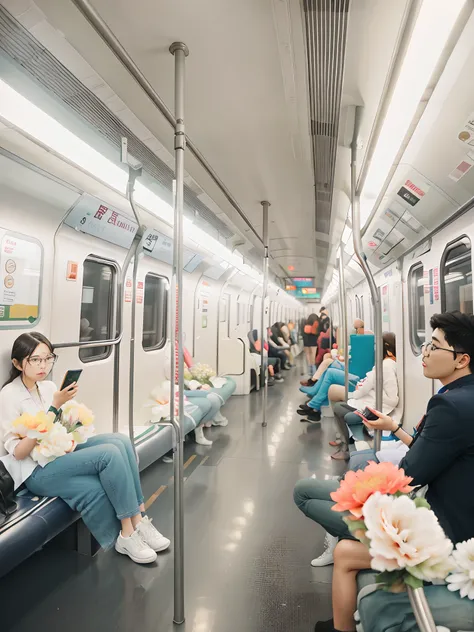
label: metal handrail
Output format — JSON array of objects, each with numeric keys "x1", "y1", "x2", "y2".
[
  {"x1": 71, "y1": 0, "x2": 262, "y2": 247},
  {"x1": 351, "y1": 106, "x2": 383, "y2": 453},
  {"x1": 53, "y1": 335, "x2": 123, "y2": 349},
  {"x1": 338, "y1": 246, "x2": 349, "y2": 400},
  {"x1": 260, "y1": 201, "x2": 270, "y2": 427}
]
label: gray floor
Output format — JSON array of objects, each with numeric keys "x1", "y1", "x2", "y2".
[{"x1": 0, "y1": 367, "x2": 346, "y2": 632}]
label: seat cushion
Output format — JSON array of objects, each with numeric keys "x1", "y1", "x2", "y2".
[
  {"x1": 0, "y1": 491, "x2": 76, "y2": 579},
  {"x1": 357, "y1": 579, "x2": 474, "y2": 632}
]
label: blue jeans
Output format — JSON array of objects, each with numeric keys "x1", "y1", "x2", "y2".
[
  {"x1": 293, "y1": 478, "x2": 353, "y2": 540},
  {"x1": 25, "y1": 433, "x2": 143, "y2": 549},
  {"x1": 307, "y1": 368, "x2": 356, "y2": 411}
]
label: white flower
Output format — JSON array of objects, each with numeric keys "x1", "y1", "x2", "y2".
[
  {"x1": 363, "y1": 492, "x2": 453, "y2": 581},
  {"x1": 446, "y1": 538, "x2": 474, "y2": 600},
  {"x1": 31, "y1": 422, "x2": 76, "y2": 467}
]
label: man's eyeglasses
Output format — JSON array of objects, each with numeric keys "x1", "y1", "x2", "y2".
[
  {"x1": 28, "y1": 354, "x2": 57, "y2": 367},
  {"x1": 421, "y1": 342, "x2": 467, "y2": 360}
]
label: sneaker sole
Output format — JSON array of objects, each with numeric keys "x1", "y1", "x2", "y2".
[{"x1": 115, "y1": 544, "x2": 157, "y2": 564}]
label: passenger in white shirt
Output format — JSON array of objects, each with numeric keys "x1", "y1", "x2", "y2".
[
  {"x1": 0, "y1": 332, "x2": 170, "y2": 564},
  {"x1": 327, "y1": 332, "x2": 399, "y2": 461}
]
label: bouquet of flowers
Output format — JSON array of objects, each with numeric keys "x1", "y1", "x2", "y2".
[
  {"x1": 188, "y1": 363, "x2": 216, "y2": 386},
  {"x1": 446, "y1": 539, "x2": 474, "y2": 600},
  {"x1": 59, "y1": 401, "x2": 95, "y2": 444},
  {"x1": 146, "y1": 382, "x2": 189, "y2": 423},
  {"x1": 11, "y1": 411, "x2": 54, "y2": 439},
  {"x1": 331, "y1": 461, "x2": 454, "y2": 592},
  {"x1": 9, "y1": 402, "x2": 96, "y2": 467}
]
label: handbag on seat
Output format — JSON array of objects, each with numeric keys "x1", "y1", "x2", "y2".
[{"x1": 0, "y1": 460, "x2": 17, "y2": 526}]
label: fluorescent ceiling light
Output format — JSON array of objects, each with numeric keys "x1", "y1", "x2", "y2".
[
  {"x1": 359, "y1": 0, "x2": 466, "y2": 227},
  {"x1": 0, "y1": 78, "x2": 305, "y2": 306}
]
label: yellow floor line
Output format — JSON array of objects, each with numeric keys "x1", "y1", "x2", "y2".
[
  {"x1": 145, "y1": 454, "x2": 197, "y2": 508},
  {"x1": 201, "y1": 456, "x2": 209, "y2": 465},
  {"x1": 144, "y1": 485, "x2": 167, "y2": 510}
]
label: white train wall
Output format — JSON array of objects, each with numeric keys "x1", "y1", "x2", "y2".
[
  {"x1": 342, "y1": 207, "x2": 473, "y2": 429},
  {"x1": 0, "y1": 151, "x2": 305, "y2": 436}
]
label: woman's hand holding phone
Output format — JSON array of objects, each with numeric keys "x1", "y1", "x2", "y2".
[
  {"x1": 355, "y1": 406, "x2": 397, "y2": 432},
  {"x1": 53, "y1": 382, "x2": 78, "y2": 409}
]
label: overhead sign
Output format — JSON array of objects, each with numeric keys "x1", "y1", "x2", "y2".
[
  {"x1": 142, "y1": 228, "x2": 203, "y2": 272},
  {"x1": 0, "y1": 232, "x2": 41, "y2": 325},
  {"x1": 65, "y1": 194, "x2": 138, "y2": 249}
]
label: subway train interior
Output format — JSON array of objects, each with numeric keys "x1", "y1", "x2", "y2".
[{"x1": 1, "y1": 0, "x2": 474, "y2": 631}]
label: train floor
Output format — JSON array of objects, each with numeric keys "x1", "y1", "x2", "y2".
[{"x1": 1, "y1": 364, "x2": 348, "y2": 632}]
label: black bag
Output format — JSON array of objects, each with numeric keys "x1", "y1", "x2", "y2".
[{"x1": 0, "y1": 460, "x2": 17, "y2": 526}]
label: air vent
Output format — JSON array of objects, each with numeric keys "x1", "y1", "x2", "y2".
[
  {"x1": 303, "y1": 0, "x2": 350, "y2": 234},
  {"x1": 0, "y1": 6, "x2": 233, "y2": 240}
]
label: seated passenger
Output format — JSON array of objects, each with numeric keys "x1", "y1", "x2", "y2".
[
  {"x1": 301, "y1": 318, "x2": 369, "y2": 388},
  {"x1": 247, "y1": 330, "x2": 284, "y2": 385},
  {"x1": 294, "y1": 311, "x2": 474, "y2": 631},
  {"x1": 328, "y1": 332, "x2": 398, "y2": 460},
  {"x1": 353, "y1": 318, "x2": 373, "y2": 335},
  {"x1": 287, "y1": 321, "x2": 298, "y2": 345},
  {"x1": 278, "y1": 322, "x2": 296, "y2": 365},
  {"x1": 268, "y1": 324, "x2": 293, "y2": 369},
  {"x1": 0, "y1": 333, "x2": 170, "y2": 565}
]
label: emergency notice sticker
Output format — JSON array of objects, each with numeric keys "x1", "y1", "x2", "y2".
[{"x1": 397, "y1": 179, "x2": 427, "y2": 207}]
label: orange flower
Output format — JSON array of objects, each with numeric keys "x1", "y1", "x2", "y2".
[{"x1": 330, "y1": 461, "x2": 414, "y2": 519}]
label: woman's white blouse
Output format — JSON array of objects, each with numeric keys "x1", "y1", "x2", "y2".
[{"x1": 0, "y1": 377, "x2": 57, "y2": 490}]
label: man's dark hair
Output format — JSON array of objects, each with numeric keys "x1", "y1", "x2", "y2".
[{"x1": 430, "y1": 311, "x2": 474, "y2": 372}]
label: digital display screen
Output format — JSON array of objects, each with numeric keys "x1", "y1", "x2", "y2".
[{"x1": 285, "y1": 277, "x2": 321, "y2": 299}]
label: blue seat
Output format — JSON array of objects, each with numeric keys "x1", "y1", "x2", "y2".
[
  {"x1": 356, "y1": 570, "x2": 474, "y2": 631},
  {"x1": 0, "y1": 403, "x2": 208, "y2": 579},
  {"x1": 348, "y1": 334, "x2": 375, "y2": 381}
]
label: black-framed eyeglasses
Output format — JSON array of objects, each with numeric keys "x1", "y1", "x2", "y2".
[
  {"x1": 421, "y1": 342, "x2": 467, "y2": 360},
  {"x1": 27, "y1": 354, "x2": 57, "y2": 367}
]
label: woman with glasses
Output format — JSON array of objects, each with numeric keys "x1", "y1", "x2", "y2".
[{"x1": 0, "y1": 332, "x2": 170, "y2": 565}]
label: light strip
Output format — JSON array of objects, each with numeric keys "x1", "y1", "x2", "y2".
[
  {"x1": 0, "y1": 78, "x2": 302, "y2": 306},
  {"x1": 360, "y1": 0, "x2": 466, "y2": 227}
]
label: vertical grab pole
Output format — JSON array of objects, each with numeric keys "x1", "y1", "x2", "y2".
[
  {"x1": 169, "y1": 41, "x2": 189, "y2": 626},
  {"x1": 261, "y1": 201, "x2": 270, "y2": 427},
  {"x1": 351, "y1": 106, "x2": 383, "y2": 452},
  {"x1": 338, "y1": 246, "x2": 349, "y2": 400},
  {"x1": 407, "y1": 587, "x2": 438, "y2": 632}
]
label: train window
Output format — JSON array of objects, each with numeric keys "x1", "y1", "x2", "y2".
[
  {"x1": 142, "y1": 273, "x2": 168, "y2": 351},
  {"x1": 79, "y1": 258, "x2": 116, "y2": 363},
  {"x1": 441, "y1": 236, "x2": 472, "y2": 314},
  {"x1": 408, "y1": 263, "x2": 425, "y2": 355}
]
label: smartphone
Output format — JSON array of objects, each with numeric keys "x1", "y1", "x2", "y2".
[
  {"x1": 60, "y1": 369, "x2": 83, "y2": 391},
  {"x1": 359, "y1": 407, "x2": 379, "y2": 421}
]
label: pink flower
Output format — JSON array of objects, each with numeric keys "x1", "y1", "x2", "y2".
[{"x1": 331, "y1": 461, "x2": 414, "y2": 519}]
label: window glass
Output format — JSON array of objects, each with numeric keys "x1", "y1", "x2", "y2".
[
  {"x1": 442, "y1": 238, "x2": 472, "y2": 314},
  {"x1": 143, "y1": 273, "x2": 167, "y2": 351},
  {"x1": 79, "y1": 259, "x2": 116, "y2": 362},
  {"x1": 408, "y1": 263, "x2": 425, "y2": 354}
]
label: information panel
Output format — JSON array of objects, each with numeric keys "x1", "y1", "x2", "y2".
[
  {"x1": 0, "y1": 230, "x2": 42, "y2": 326},
  {"x1": 285, "y1": 277, "x2": 320, "y2": 299}
]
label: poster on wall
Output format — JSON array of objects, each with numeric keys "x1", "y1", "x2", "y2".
[{"x1": 0, "y1": 232, "x2": 42, "y2": 325}]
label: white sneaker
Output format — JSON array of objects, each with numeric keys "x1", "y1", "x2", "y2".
[
  {"x1": 195, "y1": 426, "x2": 213, "y2": 445},
  {"x1": 212, "y1": 412, "x2": 229, "y2": 427},
  {"x1": 115, "y1": 530, "x2": 157, "y2": 564},
  {"x1": 136, "y1": 516, "x2": 171, "y2": 552},
  {"x1": 311, "y1": 533, "x2": 338, "y2": 567}
]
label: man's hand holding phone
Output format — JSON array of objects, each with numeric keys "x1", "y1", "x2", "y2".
[{"x1": 355, "y1": 406, "x2": 398, "y2": 433}]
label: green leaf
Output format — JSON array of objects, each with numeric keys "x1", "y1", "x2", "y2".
[
  {"x1": 413, "y1": 497, "x2": 431, "y2": 510},
  {"x1": 404, "y1": 573, "x2": 423, "y2": 590},
  {"x1": 343, "y1": 518, "x2": 366, "y2": 532},
  {"x1": 376, "y1": 570, "x2": 404, "y2": 584}
]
